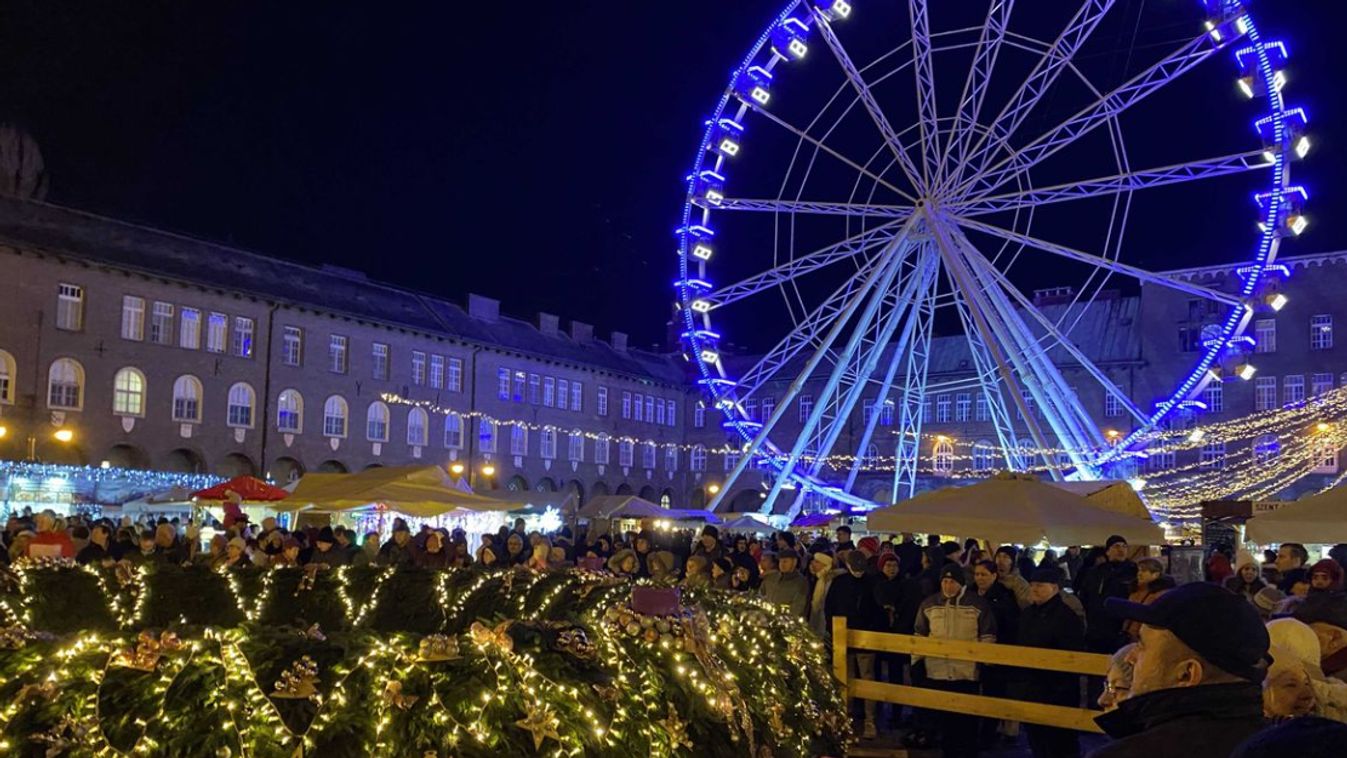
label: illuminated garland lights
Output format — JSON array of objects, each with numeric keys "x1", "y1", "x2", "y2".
[{"x1": 0, "y1": 563, "x2": 849, "y2": 757}]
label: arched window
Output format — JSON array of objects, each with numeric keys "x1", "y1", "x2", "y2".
[
  {"x1": 443, "y1": 412, "x2": 463, "y2": 449},
  {"x1": 540, "y1": 428, "x2": 557, "y2": 459},
  {"x1": 690, "y1": 444, "x2": 707, "y2": 472},
  {"x1": 323, "y1": 395, "x2": 348, "y2": 438},
  {"x1": 277, "y1": 389, "x2": 303, "y2": 433},
  {"x1": 172, "y1": 375, "x2": 203, "y2": 422},
  {"x1": 112, "y1": 367, "x2": 146, "y2": 416},
  {"x1": 972, "y1": 440, "x2": 997, "y2": 471},
  {"x1": 510, "y1": 425, "x2": 529, "y2": 456},
  {"x1": 1253, "y1": 433, "x2": 1280, "y2": 464},
  {"x1": 932, "y1": 438, "x2": 955, "y2": 474},
  {"x1": 0, "y1": 349, "x2": 16, "y2": 404},
  {"x1": 664, "y1": 444, "x2": 678, "y2": 472},
  {"x1": 406, "y1": 407, "x2": 428, "y2": 446},
  {"x1": 226, "y1": 382, "x2": 255, "y2": 428},
  {"x1": 619, "y1": 440, "x2": 634, "y2": 467},
  {"x1": 478, "y1": 419, "x2": 496, "y2": 453},
  {"x1": 595, "y1": 434, "x2": 611, "y2": 465},
  {"x1": 568, "y1": 430, "x2": 584, "y2": 462},
  {"x1": 366, "y1": 401, "x2": 390, "y2": 442},
  {"x1": 864, "y1": 444, "x2": 879, "y2": 468},
  {"x1": 47, "y1": 358, "x2": 84, "y2": 410},
  {"x1": 642, "y1": 442, "x2": 657, "y2": 469}
]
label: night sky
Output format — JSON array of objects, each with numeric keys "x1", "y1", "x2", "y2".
[{"x1": 0, "y1": 0, "x2": 1344, "y2": 349}]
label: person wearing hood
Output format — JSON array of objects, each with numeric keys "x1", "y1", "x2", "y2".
[
  {"x1": 826, "y1": 550, "x2": 885, "y2": 739},
  {"x1": 1266, "y1": 617, "x2": 1347, "y2": 723},
  {"x1": 586, "y1": 534, "x2": 613, "y2": 560},
  {"x1": 609, "y1": 548, "x2": 640, "y2": 577},
  {"x1": 1086, "y1": 582, "x2": 1269, "y2": 758},
  {"x1": 808, "y1": 552, "x2": 838, "y2": 637},
  {"x1": 1015, "y1": 566, "x2": 1086, "y2": 758},
  {"x1": 378, "y1": 520, "x2": 420, "y2": 568},
  {"x1": 647, "y1": 550, "x2": 677, "y2": 585},
  {"x1": 914, "y1": 564, "x2": 997, "y2": 758},
  {"x1": 271, "y1": 536, "x2": 303, "y2": 567},
  {"x1": 417, "y1": 531, "x2": 451, "y2": 568},
  {"x1": 730, "y1": 535, "x2": 757, "y2": 573},
  {"x1": 504, "y1": 532, "x2": 529, "y2": 566},
  {"x1": 310, "y1": 527, "x2": 348, "y2": 568},
  {"x1": 1309, "y1": 559, "x2": 1345, "y2": 594},
  {"x1": 760, "y1": 550, "x2": 809, "y2": 619},
  {"x1": 475, "y1": 543, "x2": 501, "y2": 570},
  {"x1": 995, "y1": 545, "x2": 1032, "y2": 609},
  {"x1": 1226, "y1": 551, "x2": 1268, "y2": 602},
  {"x1": 1123, "y1": 558, "x2": 1177, "y2": 643},
  {"x1": 449, "y1": 538, "x2": 473, "y2": 568},
  {"x1": 682, "y1": 554, "x2": 711, "y2": 589}
]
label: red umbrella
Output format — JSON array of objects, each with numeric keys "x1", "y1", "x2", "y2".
[{"x1": 190, "y1": 475, "x2": 290, "y2": 503}]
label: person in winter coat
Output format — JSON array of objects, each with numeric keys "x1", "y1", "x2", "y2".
[
  {"x1": 1079, "y1": 536, "x2": 1137, "y2": 654},
  {"x1": 972, "y1": 559, "x2": 1021, "y2": 747},
  {"x1": 378, "y1": 521, "x2": 420, "y2": 568},
  {"x1": 1123, "y1": 558, "x2": 1176, "y2": 643},
  {"x1": 710, "y1": 557, "x2": 734, "y2": 589},
  {"x1": 1266, "y1": 617, "x2": 1347, "y2": 723},
  {"x1": 808, "y1": 552, "x2": 837, "y2": 637},
  {"x1": 914, "y1": 564, "x2": 997, "y2": 758},
  {"x1": 1015, "y1": 566, "x2": 1087, "y2": 758},
  {"x1": 309, "y1": 527, "x2": 349, "y2": 568},
  {"x1": 760, "y1": 551, "x2": 810, "y2": 618},
  {"x1": 825, "y1": 550, "x2": 885, "y2": 738},
  {"x1": 995, "y1": 545, "x2": 1032, "y2": 609},
  {"x1": 682, "y1": 554, "x2": 711, "y2": 589},
  {"x1": 1087, "y1": 582, "x2": 1270, "y2": 758},
  {"x1": 417, "y1": 531, "x2": 452, "y2": 568},
  {"x1": 1225, "y1": 552, "x2": 1267, "y2": 602},
  {"x1": 693, "y1": 526, "x2": 723, "y2": 564},
  {"x1": 647, "y1": 551, "x2": 677, "y2": 585},
  {"x1": 504, "y1": 533, "x2": 529, "y2": 566},
  {"x1": 1309, "y1": 559, "x2": 1345, "y2": 594}
]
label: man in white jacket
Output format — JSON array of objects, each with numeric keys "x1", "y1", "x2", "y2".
[{"x1": 914, "y1": 564, "x2": 997, "y2": 758}]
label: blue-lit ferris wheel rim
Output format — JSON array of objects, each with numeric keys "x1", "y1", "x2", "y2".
[{"x1": 674, "y1": 0, "x2": 1295, "y2": 504}]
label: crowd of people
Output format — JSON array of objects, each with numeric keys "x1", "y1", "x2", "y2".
[{"x1": 5, "y1": 507, "x2": 1347, "y2": 757}]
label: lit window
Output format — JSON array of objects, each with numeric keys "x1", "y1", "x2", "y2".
[
  {"x1": 179, "y1": 308, "x2": 201, "y2": 349},
  {"x1": 598, "y1": 386, "x2": 609, "y2": 416},
  {"x1": 172, "y1": 375, "x2": 203, "y2": 422},
  {"x1": 543, "y1": 376, "x2": 556, "y2": 407},
  {"x1": 1104, "y1": 394, "x2": 1122, "y2": 418},
  {"x1": 645, "y1": 396, "x2": 655, "y2": 422},
  {"x1": 568, "y1": 431, "x2": 584, "y2": 463},
  {"x1": 656, "y1": 397, "x2": 666, "y2": 426},
  {"x1": 447, "y1": 357, "x2": 463, "y2": 392},
  {"x1": 511, "y1": 425, "x2": 529, "y2": 456},
  {"x1": 622, "y1": 391, "x2": 632, "y2": 419},
  {"x1": 121, "y1": 296, "x2": 145, "y2": 341},
  {"x1": 444, "y1": 412, "x2": 463, "y2": 448},
  {"x1": 112, "y1": 367, "x2": 146, "y2": 416},
  {"x1": 633, "y1": 393, "x2": 644, "y2": 422},
  {"x1": 56, "y1": 283, "x2": 83, "y2": 331},
  {"x1": 936, "y1": 394, "x2": 951, "y2": 423},
  {"x1": 1203, "y1": 382, "x2": 1223, "y2": 413},
  {"x1": 690, "y1": 444, "x2": 706, "y2": 471},
  {"x1": 1253, "y1": 434, "x2": 1280, "y2": 464},
  {"x1": 558, "y1": 379, "x2": 569, "y2": 410},
  {"x1": 572, "y1": 381, "x2": 584, "y2": 412},
  {"x1": 232, "y1": 317, "x2": 255, "y2": 358},
  {"x1": 1284, "y1": 375, "x2": 1305, "y2": 406},
  {"x1": 513, "y1": 371, "x2": 526, "y2": 402},
  {"x1": 1311, "y1": 314, "x2": 1334, "y2": 350},
  {"x1": 277, "y1": 389, "x2": 303, "y2": 433},
  {"x1": 365, "y1": 402, "x2": 390, "y2": 441},
  {"x1": 0, "y1": 349, "x2": 17, "y2": 404},
  {"x1": 932, "y1": 439, "x2": 954, "y2": 474},
  {"x1": 1254, "y1": 318, "x2": 1277, "y2": 353},
  {"x1": 540, "y1": 428, "x2": 557, "y2": 459},
  {"x1": 281, "y1": 326, "x2": 303, "y2": 366},
  {"x1": 407, "y1": 407, "x2": 428, "y2": 446},
  {"x1": 329, "y1": 335, "x2": 348, "y2": 374},
  {"x1": 206, "y1": 313, "x2": 228, "y2": 353},
  {"x1": 411, "y1": 351, "x2": 427, "y2": 386},
  {"x1": 323, "y1": 396, "x2": 348, "y2": 437},
  {"x1": 528, "y1": 374, "x2": 541, "y2": 405},
  {"x1": 151, "y1": 302, "x2": 175, "y2": 345},
  {"x1": 497, "y1": 368, "x2": 510, "y2": 400},
  {"x1": 47, "y1": 358, "x2": 84, "y2": 410},
  {"x1": 227, "y1": 383, "x2": 256, "y2": 428},
  {"x1": 429, "y1": 354, "x2": 444, "y2": 389},
  {"x1": 665, "y1": 398, "x2": 675, "y2": 426}
]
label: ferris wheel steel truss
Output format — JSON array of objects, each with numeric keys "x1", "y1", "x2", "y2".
[{"x1": 673, "y1": 0, "x2": 1305, "y2": 516}]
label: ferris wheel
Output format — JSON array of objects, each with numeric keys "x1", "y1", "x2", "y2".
[{"x1": 674, "y1": 0, "x2": 1307, "y2": 516}]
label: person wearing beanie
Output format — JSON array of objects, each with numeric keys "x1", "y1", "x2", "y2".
[
  {"x1": 1252, "y1": 586, "x2": 1286, "y2": 620},
  {"x1": 378, "y1": 521, "x2": 420, "y2": 568},
  {"x1": 694, "y1": 525, "x2": 723, "y2": 564},
  {"x1": 825, "y1": 546, "x2": 885, "y2": 738},
  {"x1": 994, "y1": 545, "x2": 1032, "y2": 609},
  {"x1": 711, "y1": 556, "x2": 735, "y2": 589},
  {"x1": 1309, "y1": 558, "x2": 1345, "y2": 594},
  {"x1": 1087, "y1": 583, "x2": 1271, "y2": 758},
  {"x1": 1079, "y1": 535, "x2": 1137, "y2": 655},
  {"x1": 1014, "y1": 565, "x2": 1086, "y2": 758},
  {"x1": 310, "y1": 525, "x2": 348, "y2": 567},
  {"x1": 857, "y1": 535, "x2": 881, "y2": 558},
  {"x1": 1225, "y1": 551, "x2": 1267, "y2": 602},
  {"x1": 914, "y1": 561, "x2": 996, "y2": 758}
]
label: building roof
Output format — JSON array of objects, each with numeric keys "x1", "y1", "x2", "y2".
[{"x1": 0, "y1": 196, "x2": 686, "y2": 385}]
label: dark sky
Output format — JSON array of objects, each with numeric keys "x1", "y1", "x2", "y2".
[{"x1": 0, "y1": 0, "x2": 1343, "y2": 349}]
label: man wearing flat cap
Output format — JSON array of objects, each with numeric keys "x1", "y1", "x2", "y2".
[{"x1": 1087, "y1": 583, "x2": 1269, "y2": 758}]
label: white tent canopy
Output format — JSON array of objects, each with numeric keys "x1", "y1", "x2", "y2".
[
  {"x1": 279, "y1": 466, "x2": 516, "y2": 517},
  {"x1": 1246, "y1": 486, "x2": 1347, "y2": 544},
  {"x1": 866, "y1": 473, "x2": 1164, "y2": 546}
]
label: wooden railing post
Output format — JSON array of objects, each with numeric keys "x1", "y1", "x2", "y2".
[{"x1": 831, "y1": 615, "x2": 849, "y2": 699}]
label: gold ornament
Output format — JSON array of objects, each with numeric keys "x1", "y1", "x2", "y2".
[
  {"x1": 514, "y1": 702, "x2": 561, "y2": 751},
  {"x1": 381, "y1": 680, "x2": 420, "y2": 710},
  {"x1": 111, "y1": 630, "x2": 182, "y2": 672},
  {"x1": 767, "y1": 703, "x2": 788, "y2": 736},
  {"x1": 271, "y1": 655, "x2": 320, "y2": 700},
  {"x1": 418, "y1": 634, "x2": 461, "y2": 661},
  {"x1": 661, "y1": 704, "x2": 693, "y2": 751},
  {"x1": 468, "y1": 621, "x2": 514, "y2": 653}
]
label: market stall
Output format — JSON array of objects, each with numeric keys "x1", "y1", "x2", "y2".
[{"x1": 1245, "y1": 485, "x2": 1347, "y2": 544}]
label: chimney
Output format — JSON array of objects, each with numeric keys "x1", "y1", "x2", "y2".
[
  {"x1": 570, "y1": 321, "x2": 594, "y2": 343},
  {"x1": 537, "y1": 312, "x2": 560, "y2": 337},
  {"x1": 611, "y1": 331, "x2": 628, "y2": 352},
  {"x1": 467, "y1": 294, "x2": 499, "y2": 322}
]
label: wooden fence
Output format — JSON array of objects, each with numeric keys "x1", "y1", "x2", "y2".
[{"x1": 831, "y1": 617, "x2": 1112, "y2": 733}]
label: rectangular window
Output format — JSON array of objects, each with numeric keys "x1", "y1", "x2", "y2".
[
  {"x1": 656, "y1": 398, "x2": 666, "y2": 426},
  {"x1": 664, "y1": 445, "x2": 678, "y2": 472},
  {"x1": 1200, "y1": 442, "x2": 1226, "y2": 470},
  {"x1": 281, "y1": 326, "x2": 302, "y2": 366},
  {"x1": 479, "y1": 420, "x2": 496, "y2": 453},
  {"x1": 444, "y1": 414, "x2": 463, "y2": 448},
  {"x1": 572, "y1": 381, "x2": 583, "y2": 412},
  {"x1": 411, "y1": 351, "x2": 427, "y2": 386},
  {"x1": 1312, "y1": 314, "x2": 1334, "y2": 350},
  {"x1": 724, "y1": 449, "x2": 741, "y2": 472},
  {"x1": 179, "y1": 308, "x2": 200, "y2": 349},
  {"x1": 936, "y1": 394, "x2": 951, "y2": 423},
  {"x1": 151, "y1": 302, "x2": 174, "y2": 345},
  {"x1": 598, "y1": 386, "x2": 609, "y2": 416},
  {"x1": 745, "y1": 399, "x2": 758, "y2": 424},
  {"x1": 540, "y1": 429, "x2": 557, "y2": 460},
  {"x1": 372, "y1": 343, "x2": 389, "y2": 380},
  {"x1": 1203, "y1": 382, "x2": 1223, "y2": 413},
  {"x1": 232, "y1": 317, "x2": 255, "y2": 358},
  {"x1": 665, "y1": 399, "x2": 675, "y2": 426},
  {"x1": 429, "y1": 354, "x2": 444, "y2": 389},
  {"x1": 759, "y1": 396, "x2": 774, "y2": 424},
  {"x1": 528, "y1": 373, "x2": 541, "y2": 404},
  {"x1": 694, "y1": 403, "x2": 705, "y2": 428},
  {"x1": 862, "y1": 399, "x2": 875, "y2": 423},
  {"x1": 1255, "y1": 318, "x2": 1277, "y2": 353},
  {"x1": 645, "y1": 396, "x2": 655, "y2": 423},
  {"x1": 511, "y1": 425, "x2": 528, "y2": 456},
  {"x1": 543, "y1": 376, "x2": 556, "y2": 407},
  {"x1": 121, "y1": 296, "x2": 145, "y2": 341},
  {"x1": 975, "y1": 395, "x2": 989, "y2": 422},
  {"x1": 497, "y1": 368, "x2": 511, "y2": 400},
  {"x1": 56, "y1": 283, "x2": 83, "y2": 331},
  {"x1": 634, "y1": 393, "x2": 644, "y2": 422},
  {"x1": 619, "y1": 441, "x2": 634, "y2": 468},
  {"x1": 622, "y1": 391, "x2": 632, "y2": 419},
  {"x1": 329, "y1": 335, "x2": 348, "y2": 374},
  {"x1": 558, "y1": 379, "x2": 569, "y2": 410},
  {"x1": 1313, "y1": 373, "x2": 1334, "y2": 398},
  {"x1": 799, "y1": 394, "x2": 814, "y2": 423},
  {"x1": 447, "y1": 357, "x2": 463, "y2": 392},
  {"x1": 206, "y1": 313, "x2": 228, "y2": 353},
  {"x1": 880, "y1": 400, "x2": 895, "y2": 426},
  {"x1": 1104, "y1": 393, "x2": 1122, "y2": 418},
  {"x1": 513, "y1": 371, "x2": 526, "y2": 402},
  {"x1": 1284, "y1": 375, "x2": 1306, "y2": 406},
  {"x1": 1178, "y1": 326, "x2": 1201, "y2": 353},
  {"x1": 955, "y1": 393, "x2": 971, "y2": 422},
  {"x1": 1255, "y1": 376, "x2": 1277, "y2": 411}
]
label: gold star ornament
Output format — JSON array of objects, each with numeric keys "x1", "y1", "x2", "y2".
[{"x1": 514, "y1": 702, "x2": 561, "y2": 751}]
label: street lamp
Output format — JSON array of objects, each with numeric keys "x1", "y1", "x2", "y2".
[
  {"x1": 25, "y1": 427, "x2": 76, "y2": 461},
  {"x1": 53, "y1": 428, "x2": 74, "y2": 443},
  {"x1": 481, "y1": 463, "x2": 496, "y2": 478},
  {"x1": 449, "y1": 462, "x2": 465, "y2": 476},
  {"x1": 707, "y1": 483, "x2": 721, "y2": 495}
]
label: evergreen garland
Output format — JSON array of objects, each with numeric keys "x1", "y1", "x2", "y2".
[{"x1": 0, "y1": 560, "x2": 850, "y2": 757}]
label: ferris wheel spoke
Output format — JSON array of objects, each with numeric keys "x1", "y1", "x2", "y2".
[
  {"x1": 716, "y1": 197, "x2": 912, "y2": 218},
  {"x1": 908, "y1": 0, "x2": 942, "y2": 187},
  {"x1": 937, "y1": 0, "x2": 1013, "y2": 189},
  {"x1": 891, "y1": 247, "x2": 939, "y2": 500},
  {"x1": 806, "y1": 4, "x2": 928, "y2": 195},
  {"x1": 940, "y1": 0, "x2": 1117, "y2": 196},
  {"x1": 946, "y1": 272, "x2": 1026, "y2": 470},
  {"x1": 956, "y1": 230, "x2": 1149, "y2": 426},
  {"x1": 955, "y1": 29, "x2": 1243, "y2": 202},
  {"x1": 948, "y1": 149, "x2": 1274, "y2": 217},
  {"x1": 705, "y1": 216, "x2": 907, "y2": 310},
  {"x1": 953, "y1": 215, "x2": 1246, "y2": 308},
  {"x1": 747, "y1": 102, "x2": 919, "y2": 204}
]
